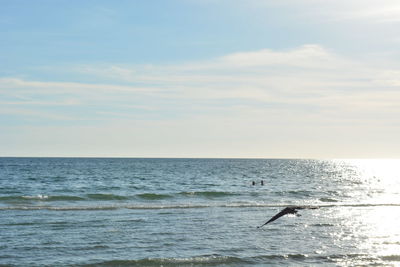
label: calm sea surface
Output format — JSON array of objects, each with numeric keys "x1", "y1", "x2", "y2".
[{"x1": 1, "y1": 158, "x2": 400, "y2": 266}]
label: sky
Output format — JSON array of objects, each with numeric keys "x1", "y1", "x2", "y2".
[{"x1": 1, "y1": 0, "x2": 400, "y2": 158}]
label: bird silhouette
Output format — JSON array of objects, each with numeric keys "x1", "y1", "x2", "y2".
[{"x1": 257, "y1": 206, "x2": 318, "y2": 228}]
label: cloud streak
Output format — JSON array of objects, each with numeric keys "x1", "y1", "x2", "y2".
[
  {"x1": 247, "y1": 0, "x2": 400, "y2": 23},
  {"x1": 2, "y1": 44, "x2": 400, "y2": 123},
  {"x1": 2, "y1": 44, "x2": 400, "y2": 157}
]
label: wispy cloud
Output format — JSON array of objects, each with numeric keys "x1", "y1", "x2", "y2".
[
  {"x1": 73, "y1": 45, "x2": 400, "y2": 115},
  {"x1": 0, "y1": 77, "x2": 171, "y2": 119},
  {"x1": 340, "y1": 1, "x2": 400, "y2": 23},
  {"x1": 2, "y1": 44, "x2": 400, "y2": 125},
  {"x1": 0, "y1": 77, "x2": 162, "y2": 94},
  {"x1": 2, "y1": 44, "x2": 400, "y2": 157},
  {"x1": 245, "y1": 0, "x2": 400, "y2": 23}
]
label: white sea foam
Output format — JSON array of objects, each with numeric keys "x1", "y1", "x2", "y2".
[{"x1": 22, "y1": 194, "x2": 49, "y2": 200}]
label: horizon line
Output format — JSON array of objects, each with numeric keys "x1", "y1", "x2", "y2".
[{"x1": 1, "y1": 156, "x2": 399, "y2": 160}]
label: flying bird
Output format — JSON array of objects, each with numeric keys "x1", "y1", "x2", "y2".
[{"x1": 257, "y1": 206, "x2": 318, "y2": 228}]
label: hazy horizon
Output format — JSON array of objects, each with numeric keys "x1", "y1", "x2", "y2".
[{"x1": 1, "y1": 1, "x2": 400, "y2": 158}]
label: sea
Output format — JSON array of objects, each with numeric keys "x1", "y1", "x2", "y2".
[{"x1": 1, "y1": 158, "x2": 400, "y2": 267}]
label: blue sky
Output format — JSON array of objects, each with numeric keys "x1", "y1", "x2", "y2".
[{"x1": 1, "y1": 0, "x2": 400, "y2": 158}]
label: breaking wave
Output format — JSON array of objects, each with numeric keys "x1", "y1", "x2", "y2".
[
  {"x1": 2, "y1": 202, "x2": 400, "y2": 211},
  {"x1": 0, "y1": 195, "x2": 85, "y2": 202},
  {"x1": 80, "y1": 255, "x2": 245, "y2": 267},
  {"x1": 78, "y1": 253, "x2": 400, "y2": 266},
  {"x1": 0, "y1": 191, "x2": 240, "y2": 204}
]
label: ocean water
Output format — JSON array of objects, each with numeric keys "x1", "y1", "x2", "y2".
[{"x1": 1, "y1": 158, "x2": 400, "y2": 267}]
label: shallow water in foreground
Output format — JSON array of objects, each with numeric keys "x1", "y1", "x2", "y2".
[{"x1": 1, "y1": 158, "x2": 400, "y2": 266}]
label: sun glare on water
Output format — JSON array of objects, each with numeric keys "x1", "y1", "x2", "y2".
[
  {"x1": 334, "y1": 159, "x2": 400, "y2": 262},
  {"x1": 344, "y1": 159, "x2": 400, "y2": 203}
]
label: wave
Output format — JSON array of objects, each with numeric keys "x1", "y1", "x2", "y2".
[
  {"x1": 319, "y1": 197, "x2": 339, "y2": 203},
  {"x1": 0, "y1": 204, "x2": 210, "y2": 211},
  {"x1": 135, "y1": 191, "x2": 239, "y2": 200},
  {"x1": 321, "y1": 253, "x2": 400, "y2": 264},
  {"x1": 275, "y1": 190, "x2": 314, "y2": 197},
  {"x1": 86, "y1": 194, "x2": 129, "y2": 200},
  {"x1": 0, "y1": 194, "x2": 129, "y2": 202},
  {"x1": 381, "y1": 255, "x2": 400, "y2": 262},
  {"x1": 0, "y1": 195, "x2": 85, "y2": 202},
  {"x1": 179, "y1": 191, "x2": 239, "y2": 198},
  {"x1": 78, "y1": 253, "x2": 400, "y2": 266},
  {"x1": 0, "y1": 191, "x2": 239, "y2": 203},
  {"x1": 136, "y1": 193, "x2": 173, "y2": 200},
  {"x1": 80, "y1": 255, "x2": 245, "y2": 267},
  {"x1": 2, "y1": 202, "x2": 400, "y2": 211}
]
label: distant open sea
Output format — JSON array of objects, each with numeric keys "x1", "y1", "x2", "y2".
[{"x1": 1, "y1": 158, "x2": 400, "y2": 266}]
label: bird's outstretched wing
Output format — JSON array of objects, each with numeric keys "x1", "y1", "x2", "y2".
[
  {"x1": 257, "y1": 206, "x2": 318, "y2": 228},
  {"x1": 257, "y1": 207, "x2": 294, "y2": 228}
]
